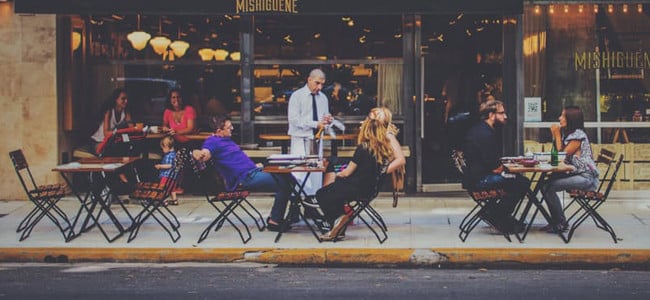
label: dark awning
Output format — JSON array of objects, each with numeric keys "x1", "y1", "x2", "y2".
[{"x1": 15, "y1": 0, "x2": 523, "y2": 15}]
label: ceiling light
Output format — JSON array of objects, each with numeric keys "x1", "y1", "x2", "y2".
[
  {"x1": 127, "y1": 15, "x2": 151, "y2": 51},
  {"x1": 169, "y1": 40, "x2": 190, "y2": 58},
  {"x1": 150, "y1": 36, "x2": 171, "y2": 55},
  {"x1": 214, "y1": 49, "x2": 229, "y2": 61},
  {"x1": 198, "y1": 48, "x2": 215, "y2": 61}
]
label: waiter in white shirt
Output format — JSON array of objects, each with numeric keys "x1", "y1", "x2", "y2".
[{"x1": 288, "y1": 68, "x2": 332, "y2": 195}]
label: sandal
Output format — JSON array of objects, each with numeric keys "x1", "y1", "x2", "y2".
[{"x1": 166, "y1": 199, "x2": 179, "y2": 206}]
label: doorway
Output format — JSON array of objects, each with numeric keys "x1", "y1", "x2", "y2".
[{"x1": 419, "y1": 14, "x2": 504, "y2": 186}]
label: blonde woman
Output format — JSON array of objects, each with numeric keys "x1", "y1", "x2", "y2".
[{"x1": 315, "y1": 117, "x2": 399, "y2": 241}]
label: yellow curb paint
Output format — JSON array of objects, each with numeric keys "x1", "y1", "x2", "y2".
[
  {"x1": 253, "y1": 249, "x2": 327, "y2": 264},
  {"x1": 435, "y1": 248, "x2": 650, "y2": 264},
  {"x1": 1, "y1": 247, "x2": 649, "y2": 265},
  {"x1": 325, "y1": 249, "x2": 413, "y2": 265}
]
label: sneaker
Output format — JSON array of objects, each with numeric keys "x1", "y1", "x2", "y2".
[{"x1": 302, "y1": 196, "x2": 320, "y2": 208}]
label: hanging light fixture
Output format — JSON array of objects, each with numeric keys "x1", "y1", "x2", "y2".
[
  {"x1": 229, "y1": 52, "x2": 241, "y2": 61},
  {"x1": 214, "y1": 49, "x2": 229, "y2": 61},
  {"x1": 127, "y1": 14, "x2": 151, "y2": 51},
  {"x1": 169, "y1": 26, "x2": 190, "y2": 58},
  {"x1": 198, "y1": 48, "x2": 215, "y2": 61},
  {"x1": 150, "y1": 16, "x2": 171, "y2": 55}
]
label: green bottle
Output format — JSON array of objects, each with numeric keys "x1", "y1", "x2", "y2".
[{"x1": 550, "y1": 138, "x2": 559, "y2": 166}]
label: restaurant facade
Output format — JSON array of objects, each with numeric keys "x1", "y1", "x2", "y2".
[{"x1": 2, "y1": 0, "x2": 650, "y2": 199}]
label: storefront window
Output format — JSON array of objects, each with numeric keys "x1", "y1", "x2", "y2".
[{"x1": 524, "y1": 3, "x2": 650, "y2": 144}]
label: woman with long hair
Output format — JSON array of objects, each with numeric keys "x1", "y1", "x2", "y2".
[
  {"x1": 90, "y1": 88, "x2": 132, "y2": 153},
  {"x1": 541, "y1": 105, "x2": 599, "y2": 233},
  {"x1": 162, "y1": 88, "x2": 197, "y2": 144},
  {"x1": 315, "y1": 113, "x2": 400, "y2": 241}
]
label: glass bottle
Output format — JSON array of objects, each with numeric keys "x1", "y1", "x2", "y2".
[{"x1": 550, "y1": 138, "x2": 559, "y2": 166}]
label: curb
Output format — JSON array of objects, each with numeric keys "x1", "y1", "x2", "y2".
[{"x1": 2, "y1": 247, "x2": 649, "y2": 267}]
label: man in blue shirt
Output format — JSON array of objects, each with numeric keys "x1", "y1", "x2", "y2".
[{"x1": 192, "y1": 114, "x2": 293, "y2": 231}]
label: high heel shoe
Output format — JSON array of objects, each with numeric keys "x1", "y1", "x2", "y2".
[{"x1": 320, "y1": 214, "x2": 349, "y2": 241}]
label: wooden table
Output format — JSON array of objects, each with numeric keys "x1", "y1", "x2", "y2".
[
  {"x1": 504, "y1": 162, "x2": 575, "y2": 242},
  {"x1": 259, "y1": 133, "x2": 357, "y2": 155},
  {"x1": 52, "y1": 157, "x2": 139, "y2": 242},
  {"x1": 146, "y1": 132, "x2": 214, "y2": 141}
]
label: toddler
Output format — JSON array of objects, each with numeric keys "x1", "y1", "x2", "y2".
[{"x1": 155, "y1": 136, "x2": 178, "y2": 205}]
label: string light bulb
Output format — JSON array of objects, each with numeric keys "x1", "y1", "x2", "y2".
[
  {"x1": 564, "y1": 5, "x2": 569, "y2": 13},
  {"x1": 549, "y1": 5, "x2": 554, "y2": 14},
  {"x1": 534, "y1": 5, "x2": 540, "y2": 14},
  {"x1": 594, "y1": 4, "x2": 599, "y2": 13},
  {"x1": 638, "y1": 4, "x2": 643, "y2": 13},
  {"x1": 608, "y1": 4, "x2": 613, "y2": 13},
  {"x1": 578, "y1": 5, "x2": 583, "y2": 13},
  {"x1": 623, "y1": 4, "x2": 628, "y2": 13}
]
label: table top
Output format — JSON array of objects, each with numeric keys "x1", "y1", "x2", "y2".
[
  {"x1": 259, "y1": 133, "x2": 357, "y2": 141},
  {"x1": 53, "y1": 157, "x2": 140, "y2": 173},
  {"x1": 263, "y1": 165, "x2": 326, "y2": 174},
  {"x1": 503, "y1": 162, "x2": 575, "y2": 173},
  {"x1": 146, "y1": 132, "x2": 214, "y2": 140}
]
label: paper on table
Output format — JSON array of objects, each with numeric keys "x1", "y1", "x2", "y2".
[
  {"x1": 102, "y1": 163, "x2": 124, "y2": 170},
  {"x1": 267, "y1": 154, "x2": 303, "y2": 160}
]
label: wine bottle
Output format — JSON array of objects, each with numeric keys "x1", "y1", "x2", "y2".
[{"x1": 550, "y1": 138, "x2": 559, "y2": 166}]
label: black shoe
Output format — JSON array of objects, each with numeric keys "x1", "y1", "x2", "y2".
[
  {"x1": 545, "y1": 221, "x2": 568, "y2": 233},
  {"x1": 266, "y1": 218, "x2": 292, "y2": 232}
]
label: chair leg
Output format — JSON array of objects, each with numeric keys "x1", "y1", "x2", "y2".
[
  {"x1": 566, "y1": 198, "x2": 617, "y2": 243},
  {"x1": 198, "y1": 199, "x2": 251, "y2": 244},
  {"x1": 240, "y1": 198, "x2": 267, "y2": 231}
]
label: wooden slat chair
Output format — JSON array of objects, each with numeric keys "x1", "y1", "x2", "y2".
[
  {"x1": 564, "y1": 153, "x2": 623, "y2": 243},
  {"x1": 563, "y1": 148, "x2": 616, "y2": 214},
  {"x1": 127, "y1": 148, "x2": 188, "y2": 243},
  {"x1": 452, "y1": 150, "x2": 514, "y2": 242},
  {"x1": 9, "y1": 150, "x2": 73, "y2": 241},
  {"x1": 189, "y1": 157, "x2": 266, "y2": 244}
]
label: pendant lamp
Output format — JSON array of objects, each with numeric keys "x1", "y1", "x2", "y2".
[{"x1": 127, "y1": 15, "x2": 151, "y2": 51}]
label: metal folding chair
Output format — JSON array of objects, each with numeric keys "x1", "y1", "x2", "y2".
[
  {"x1": 9, "y1": 149, "x2": 73, "y2": 241},
  {"x1": 331, "y1": 163, "x2": 390, "y2": 243},
  {"x1": 190, "y1": 158, "x2": 266, "y2": 244},
  {"x1": 564, "y1": 153, "x2": 623, "y2": 243},
  {"x1": 127, "y1": 148, "x2": 188, "y2": 243},
  {"x1": 453, "y1": 150, "x2": 514, "y2": 242}
]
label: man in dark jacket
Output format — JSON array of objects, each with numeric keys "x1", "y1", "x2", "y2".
[{"x1": 463, "y1": 100, "x2": 528, "y2": 233}]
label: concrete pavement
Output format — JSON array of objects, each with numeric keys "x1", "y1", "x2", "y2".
[{"x1": 1, "y1": 190, "x2": 649, "y2": 267}]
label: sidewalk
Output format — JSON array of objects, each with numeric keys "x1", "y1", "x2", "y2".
[{"x1": 1, "y1": 190, "x2": 649, "y2": 267}]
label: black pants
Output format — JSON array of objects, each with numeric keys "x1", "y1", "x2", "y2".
[{"x1": 316, "y1": 180, "x2": 359, "y2": 224}]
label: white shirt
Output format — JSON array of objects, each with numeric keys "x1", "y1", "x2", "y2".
[
  {"x1": 287, "y1": 84, "x2": 330, "y2": 138},
  {"x1": 91, "y1": 109, "x2": 126, "y2": 142}
]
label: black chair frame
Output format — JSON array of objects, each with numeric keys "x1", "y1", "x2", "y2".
[
  {"x1": 9, "y1": 149, "x2": 74, "y2": 242},
  {"x1": 191, "y1": 158, "x2": 266, "y2": 244},
  {"x1": 127, "y1": 148, "x2": 188, "y2": 243}
]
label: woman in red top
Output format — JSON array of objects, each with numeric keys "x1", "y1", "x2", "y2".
[{"x1": 162, "y1": 88, "x2": 197, "y2": 144}]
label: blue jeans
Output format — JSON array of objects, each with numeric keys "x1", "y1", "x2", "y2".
[
  {"x1": 239, "y1": 168, "x2": 292, "y2": 223},
  {"x1": 475, "y1": 173, "x2": 530, "y2": 217},
  {"x1": 542, "y1": 173, "x2": 599, "y2": 225}
]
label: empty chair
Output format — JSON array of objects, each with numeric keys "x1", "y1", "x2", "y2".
[
  {"x1": 127, "y1": 148, "x2": 189, "y2": 243},
  {"x1": 564, "y1": 153, "x2": 623, "y2": 243},
  {"x1": 9, "y1": 149, "x2": 73, "y2": 241}
]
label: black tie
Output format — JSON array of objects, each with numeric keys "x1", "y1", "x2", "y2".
[{"x1": 311, "y1": 94, "x2": 318, "y2": 121}]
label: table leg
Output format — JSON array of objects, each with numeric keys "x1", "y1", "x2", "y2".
[{"x1": 515, "y1": 172, "x2": 568, "y2": 242}]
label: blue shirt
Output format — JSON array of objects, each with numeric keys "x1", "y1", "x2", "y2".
[
  {"x1": 202, "y1": 135, "x2": 257, "y2": 191},
  {"x1": 159, "y1": 150, "x2": 176, "y2": 178}
]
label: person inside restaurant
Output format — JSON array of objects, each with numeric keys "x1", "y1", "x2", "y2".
[
  {"x1": 89, "y1": 88, "x2": 133, "y2": 154},
  {"x1": 162, "y1": 88, "x2": 197, "y2": 144},
  {"x1": 192, "y1": 114, "x2": 294, "y2": 232},
  {"x1": 541, "y1": 106, "x2": 599, "y2": 233},
  {"x1": 462, "y1": 100, "x2": 529, "y2": 234}
]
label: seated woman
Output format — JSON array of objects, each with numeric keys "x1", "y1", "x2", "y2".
[
  {"x1": 162, "y1": 88, "x2": 197, "y2": 144},
  {"x1": 541, "y1": 105, "x2": 599, "y2": 233},
  {"x1": 315, "y1": 112, "x2": 404, "y2": 241},
  {"x1": 90, "y1": 88, "x2": 133, "y2": 154}
]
